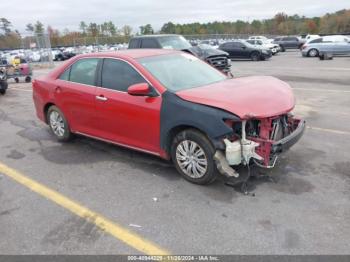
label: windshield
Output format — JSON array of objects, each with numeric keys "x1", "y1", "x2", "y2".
[
  {"x1": 139, "y1": 53, "x2": 227, "y2": 92},
  {"x1": 158, "y1": 36, "x2": 192, "y2": 50}
]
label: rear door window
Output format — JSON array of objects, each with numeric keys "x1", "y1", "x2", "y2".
[
  {"x1": 69, "y1": 58, "x2": 99, "y2": 86},
  {"x1": 59, "y1": 68, "x2": 70, "y2": 81}
]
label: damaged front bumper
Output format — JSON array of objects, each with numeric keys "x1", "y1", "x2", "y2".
[
  {"x1": 214, "y1": 115, "x2": 305, "y2": 178},
  {"x1": 271, "y1": 119, "x2": 305, "y2": 154}
]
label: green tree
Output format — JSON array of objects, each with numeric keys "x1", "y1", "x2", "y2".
[
  {"x1": 140, "y1": 24, "x2": 154, "y2": 35},
  {"x1": 79, "y1": 21, "x2": 87, "y2": 34},
  {"x1": 122, "y1": 25, "x2": 132, "y2": 36},
  {"x1": 0, "y1": 18, "x2": 12, "y2": 35},
  {"x1": 107, "y1": 21, "x2": 117, "y2": 36},
  {"x1": 34, "y1": 21, "x2": 44, "y2": 34},
  {"x1": 87, "y1": 23, "x2": 99, "y2": 37},
  {"x1": 161, "y1": 22, "x2": 176, "y2": 34},
  {"x1": 25, "y1": 23, "x2": 34, "y2": 34}
]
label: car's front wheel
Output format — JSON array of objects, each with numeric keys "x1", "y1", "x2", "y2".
[
  {"x1": 47, "y1": 105, "x2": 72, "y2": 142},
  {"x1": 171, "y1": 129, "x2": 217, "y2": 185},
  {"x1": 308, "y1": 48, "x2": 319, "y2": 57}
]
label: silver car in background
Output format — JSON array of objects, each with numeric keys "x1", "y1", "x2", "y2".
[{"x1": 301, "y1": 35, "x2": 350, "y2": 57}]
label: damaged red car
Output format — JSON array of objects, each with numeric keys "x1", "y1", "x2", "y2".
[{"x1": 33, "y1": 49, "x2": 305, "y2": 184}]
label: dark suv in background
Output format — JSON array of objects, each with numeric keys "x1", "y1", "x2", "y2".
[
  {"x1": 218, "y1": 40, "x2": 272, "y2": 61},
  {"x1": 273, "y1": 36, "x2": 303, "y2": 51},
  {"x1": 128, "y1": 35, "x2": 231, "y2": 74}
]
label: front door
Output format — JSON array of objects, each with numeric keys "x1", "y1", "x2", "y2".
[{"x1": 95, "y1": 58, "x2": 162, "y2": 153}]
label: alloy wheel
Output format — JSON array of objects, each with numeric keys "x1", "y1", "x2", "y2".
[
  {"x1": 49, "y1": 111, "x2": 65, "y2": 137},
  {"x1": 176, "y1": 140, "x2": 208, "y2": 178}
]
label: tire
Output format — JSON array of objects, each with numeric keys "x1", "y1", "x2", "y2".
[
  {"x1": 25, "y1": 76, "x2": 31, "y2": 83},
  {"x1": 280, "y1": 45, "x2": 285, "y2": 52},
  {"x1": 307, "y1": 48, "x2": 319, "y2": 57},
  {"x1": 250, "y1": 52, "x2": 260, "y2": 61},
  {"x1": 47, "y1": 105, "x2": 73, "y2": 142},
  {"x1": 15, "y1": 78, "x2": 19, "y2": 83},
  {"x1": 171, "y1": 129, "x2": 217, "y2": 185},
  {"x1": 0, "y1": 81, "x2": 8, "y2": 94}
]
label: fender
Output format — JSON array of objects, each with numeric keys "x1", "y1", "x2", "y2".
[{"x1": 160, "y1": 91, "x2": 240, "y2": 152}]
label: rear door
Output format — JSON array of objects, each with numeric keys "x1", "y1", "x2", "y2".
[
  {"x1": 95, "y1": 58, "x2": 162, "y2": 153},
  {"x1": 55, "y1": 58, "x2": 99, "y2": 135},
  {"x1": 229, "y1": 42, "x2": 245, "y2": 58},
  {"x1": 284, "y1": 37, "x2": 299, "y2": 48}
]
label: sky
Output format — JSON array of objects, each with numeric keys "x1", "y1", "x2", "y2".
[{"x1": 3, "y1": 0, "x2": 349, "y2": 34}]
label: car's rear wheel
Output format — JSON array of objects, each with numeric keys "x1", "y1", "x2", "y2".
[
  {"x1": 0, "y1": 82, "x2": 8, "y2": 95},
  {"x1": 250, "y1": 52, "x2": 260, "y2": 61},
  {"x1": 280, "y1": 45, "x2": 285, "y2": 52},
  {"x1": 171, "y1": 129, "x2": 217, "y2": 185},
  {"x1": 308, "y1": 48, "x2": 319, "y2": 57},
  {"x1": 47, "y1": 105, "x2": 72, "y2": 142}
]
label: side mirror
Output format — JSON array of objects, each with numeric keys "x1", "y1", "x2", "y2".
[{"x1": 127, "y1": 83, "x2": 151, "y2": 96}]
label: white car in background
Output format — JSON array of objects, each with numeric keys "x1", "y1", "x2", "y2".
[
  {"x1": 248, "y1": 36, "x2": 269, "y2": 41},
  {"x1": 246, "y1": 39, "x2": 280, "y2": 55},
  {"x1": 28, "y1": 51, "x2": 41, "y2": 62}
]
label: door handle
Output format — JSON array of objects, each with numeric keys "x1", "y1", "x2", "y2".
[{"x1": 96, "y1": 95, "x2": 108, "y2": 101}]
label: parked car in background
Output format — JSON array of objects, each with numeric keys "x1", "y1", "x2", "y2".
[
  {"x1": 52, "y1": 49, "x2": 68, "y2": 61},
  {"x1": 273, "y1": 36, "x2": 303, "y2": 51},
  {"x1": 301, "y1": 37, "x2": 350, "y2": 57},
  {"x1": 32, "y1": 49, "x2": 304, "y2": 184},
  {"x1": 246, "y1": 39, "x2": 280, "y2": 55},
  {"x1": 248, "y1": 36, "x2": 268, "y2": 41},
  {"x1": 299, "y1": 34, "x2": 320, "y2": 45},
  {"x1": 128, "y1": 35, "x2": 231, "y2": 73},
  {"x1": 219, "y1": 40, "x2": 272, "y2": 61},
  {"x1": 0, "y1": 65, "x2": 8, "y2": 95}
]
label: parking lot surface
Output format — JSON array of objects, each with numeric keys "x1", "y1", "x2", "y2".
[{"x1": 0, "y1": 51, "x2": 349, "y2": 254}]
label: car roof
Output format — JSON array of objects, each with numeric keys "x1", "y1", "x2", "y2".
[{"x1": 75, "y1": 49, "x2": 180, "y2": 59}]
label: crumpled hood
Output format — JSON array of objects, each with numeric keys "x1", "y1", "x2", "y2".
[
  {"x1": 185, "y1": 46, "x2": 229, "y2": 59},
  {"x1": 176, "y1": 76, "x2": 295, "y2": 119}
]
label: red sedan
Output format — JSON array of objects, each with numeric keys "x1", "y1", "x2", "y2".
[{"x1": 33, "y1": 49, "x2": 305, "y2": 184}]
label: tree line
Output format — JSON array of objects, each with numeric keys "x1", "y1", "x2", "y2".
[
  {"x1": 160, "y1": 9, "x2": 350, "y2": 35},
  {"x1": 0, "y1": 9, "x2": 349, "y2": 49}
]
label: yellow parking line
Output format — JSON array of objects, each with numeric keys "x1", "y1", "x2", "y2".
[
  {"x1": 0, "y1": 162, "x2": 169, "y2": 255},
  {"x1": 307, "y1": 126, "x2": 350, "y2": 135}
]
